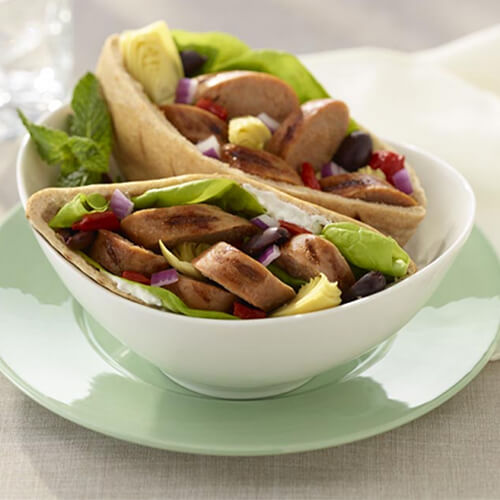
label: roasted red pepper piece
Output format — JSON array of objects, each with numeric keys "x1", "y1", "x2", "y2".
[
  {"x1": 278, "y1": 220, "x2": 312, "y2": 236},
  {"x1": 121, "y1": 271, "x2": 151, "y2": 285},
  {"x1": 195, "y1": 97, "x2": 228, "y2": 121},
  {"x1": 71, "y1": 211, "x2": 120, "y2": 232},
  {"x1": 233, "y1": 301, "x2": 267, "y2": 319},
  {"x1": 369, "y1": 151, "x2": 405, "y2": 181},
  {"x1": 300, "y1": 162, "x2": 321, "y2": 190}
]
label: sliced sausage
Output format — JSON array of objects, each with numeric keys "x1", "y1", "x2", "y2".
[
  {"x1": 164, "y1": 275, "x2": 235, "y2": 313},
  {"x1": 276, "y1": 234, "x2": 355, "y2": 291},
  {"x1": 192, "y1": 242, "x2": 295, "y2": 312},
  {"x1": 160, "y1": 103, "x2": 228, "y2": 144},
  {"x1": 121, "y1": 204, "x2": 258, "y2": 250},
  {"x1": 267, "y1": 99, "x2": 350, "y2": 170},
  {"x1": 194, "y1": 70, "x2": 300, "y2": 121},
  {"x1": 319, "y1": 173, "x2": 417, "y2": 207},
  {"x1": 89, "y1": 229, "x2": 167, "y2": 276},
  {"x1": 220, "y1": 144, "x2": 303, "y2": 186}
]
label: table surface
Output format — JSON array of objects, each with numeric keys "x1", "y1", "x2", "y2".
[{"x1": 1, "y1": 1, "x2": 500, "y2": 498}]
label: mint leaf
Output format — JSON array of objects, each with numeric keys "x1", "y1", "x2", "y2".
[
  {"x1": 65, "y1": 136, "x2": 108, "y2": 173},
  {"x1": 57, "y1": 169, "x2": 102, "y2": 187},
  {"x1": 18, "y1": 72, "x2": 114, "y2": 188},
  {"x1": 70, "y1": 72, "x2": 112, "y2": 157},
  {"x1": 17, "y1": 110, "x2": 72, "y2": 165}
]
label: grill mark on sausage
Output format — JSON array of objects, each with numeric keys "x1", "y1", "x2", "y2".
[
  {"x1": 305, "y1": 238, "x2": 320, "y2": 265},
  {"x1": 163, "y1": 214, "x2": 219, "y2": 229},
  {"x1": 320, "y1": 173, "x2": 417, "y2": 207},
  {"x1": 224, "y1": 147, "x2": 273, "y2": 168},
  {"x1": 220, "y1": 144, "x2": 302, "y2": 185},
  {"x1": 104, "y1": 236, "x2": 120, "y2": 269},
  {"x1": 284, "y1": 117, "x2": 301, "y2": 142},
  {"x1": 326, "y1": 177, "x2": 378, "y2": 190},
  {"x1": 231, "y1": 260, "x2": 264, "y2": 282}
]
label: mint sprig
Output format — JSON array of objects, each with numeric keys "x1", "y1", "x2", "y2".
[{"x1": 18, "y1": 72, "x2": 113, "y2": 187}]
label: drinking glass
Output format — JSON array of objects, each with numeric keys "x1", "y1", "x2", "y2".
[{"x1": 0, "y1": 0, "x2": 73, "y2": 140}]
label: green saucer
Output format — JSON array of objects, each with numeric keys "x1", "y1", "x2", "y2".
[{"x1": 0, "y1": 207, "x2": 498, "y2": 455}]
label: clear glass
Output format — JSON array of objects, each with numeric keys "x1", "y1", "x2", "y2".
[{"x1": 0, "y1": 0, "x2": 73, "y2": 140}]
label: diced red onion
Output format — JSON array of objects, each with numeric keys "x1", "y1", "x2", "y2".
[
  {"x1": 196, "y1": 135, "x2": 220, "y2": 159},
  {"x1": 250, "y1": 214, "x2": 279, "y2": 229},
  {"x1": 110, "y1": 189, "x2": 133, "y2": 220},
  {"x1": 151, "y1": 268, "x2": 179, "y2": 287},
  {"x1": 257, "y1": 112, "x2": 280, "y2": 133},
  {"x1": 321, "y1": 161, "x2": 347, "y2": 178},
  {"x1": 175, "y1": 78, "x2": 198, "y2": 104},
  {"x1": 244, "y1": 227, "x2": 289, "y2": 254},
  {"x1": 391, "y1": 167, "x2": 413, "y2": 194},
  {"x1": 257, "y1": 244, "x2": 281, "y2": 267}
]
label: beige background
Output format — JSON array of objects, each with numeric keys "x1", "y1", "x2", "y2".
[{"x1": 1, "y1": 1, "x2": 500, "y2": 498}]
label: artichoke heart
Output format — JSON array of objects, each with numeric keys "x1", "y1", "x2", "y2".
[
  {"x1": 229, "y1": 116, "x2": 271, "y2": 150},
  {"x1": 272, "y1": 273, "x2": 341, "y2": 317},
  {"x1": 159, "y1": 241, "x2": 204, "y2": 280},
  {"x1": 120, "y1": 21, "x2": 183, "y2": 105},
  {"x1": 173, "y1": 242, "x2": 211, "y2": 261},
  {"x1": 357, "y1": 165, "x2": 386, "y2": 180}
]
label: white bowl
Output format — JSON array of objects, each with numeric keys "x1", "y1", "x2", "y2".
[{"x1": 16, "y1": 106, "x2": 476, "y2": 399}]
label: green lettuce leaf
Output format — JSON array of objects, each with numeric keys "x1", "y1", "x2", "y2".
[
  {"x1": 267, "y1": 263, "x2": 307, "y2": 290},
  {"x1": 49, "y1": 193, "x2": 109, "y2": 228},
  {"x1": 145, "y1": 285, "x2": 237, "y2": 320},
  {"x1": 214, "y1": 49, "x2": 328, "y2": 104},
  {"x1": 321, "y1": 222, "x2": 410, "y2": 277},
  {"x1": 132, "y1": 178, "x2": 265, "y2": 217},
  {"x1": 80, "y1": 252, "x2": 237, "y2": 320},
  {"x1": 172, "y1": 30, "x2": 250, "y2": 74}
]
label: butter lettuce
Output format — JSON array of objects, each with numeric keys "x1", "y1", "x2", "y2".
[
  {"x1": 49, "y1": 193, "x2": 108, "y2": 228},
  {"x1": 214, "y1": 49, "x2": 328, "y2": 104},
  {"x1": 145, "y1": 285, "x2": 237, "y2": 320},
  {"x1": 172, "y1": 30, "x2": 328, "y2": 103},
  {"x1": 132, "y1": 178, "x2": 265, "y2": 217},
  {"x1": 321, "y1": 222, "x2": 410, "y2": 277},
  {"x1": 172, "y1": 30, "x2": 250, "y2": 73}
]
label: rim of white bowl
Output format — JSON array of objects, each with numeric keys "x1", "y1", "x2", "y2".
[{"x1": 16, "y1": 106, "x2": 476, "y2": 326}]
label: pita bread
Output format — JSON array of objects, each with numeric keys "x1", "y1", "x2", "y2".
[
  {"x1": 96, "y1": 34, "x2": 426, "y2": 246},
  {"x1": 26, "y1": 173, "x2": 416, "y2": 311}
]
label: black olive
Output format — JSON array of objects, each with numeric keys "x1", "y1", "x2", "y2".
[
  {"x1": 65, "y1": 231, "x2": 97, "y2": 250},
  {"x1": 343, "y1": 271, "x2": 386, "y2": 302},
  {"x1": 180, "y1": 50, "x2": 208, "y2": 77},
  {"x1": 333, "y1": 131, "x2": 373, "y2": 172}
]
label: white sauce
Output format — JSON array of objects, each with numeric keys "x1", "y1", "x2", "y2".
[
  {"x1": 243, "y1": 184, "x2": 330, "y2": 234},
  {"x1": 109, "y1": 275, "x2": 162, "y2": 307}
]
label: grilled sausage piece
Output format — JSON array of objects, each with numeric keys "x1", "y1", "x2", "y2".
[
  {"x1": 221, "y1": 144, "x2": 303, "y2": 186},
  {"x1": 89, "y1": 230, "x2": 167, "y2": 276},
  {"x1": 161, "y1": 103, "x2": 228, "y2": 144},
  {"x1": 194, "y1": 71, "x2": 300, "y2": 121},
  {"x1": 276, "y1": 234, "x2": 355, "y2": 291},
  {"x1": 192, "y1": 242, "x2": 295, "y2": 312},
  {"x1": 121, "y1": 204, "x2": 258, "y2": 250},
  {"x1": 319, "y1": 173, "x2": 417, "y2": 207},
  {"x1": 267, "y1": 99, "x2": 350, "y2": 170},
  {"x1": 164, "y1": 275, "x2": 235, "y2": 313}
]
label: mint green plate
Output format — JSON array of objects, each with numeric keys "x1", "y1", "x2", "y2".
[{"x1": 0, "y1": 207, "x2": 499, "y2": 456}]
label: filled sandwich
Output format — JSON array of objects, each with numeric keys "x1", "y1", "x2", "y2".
[
  {"x1": 26, "y1": 175, "x2": 415, "y2": 320},
  {"x1": 95, "y1": 21, "x2": 426, "y2": 245}
]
